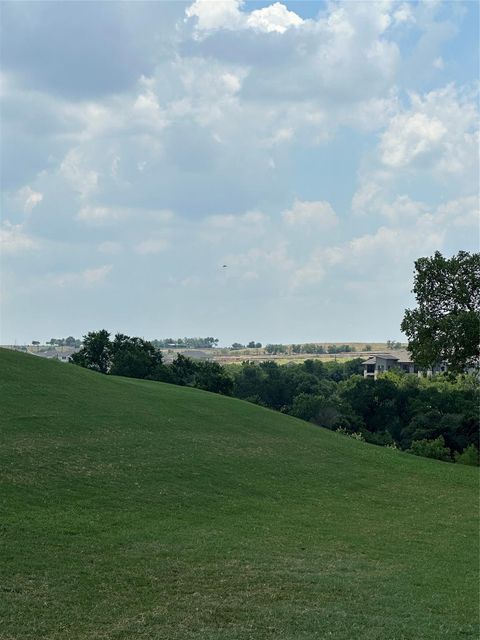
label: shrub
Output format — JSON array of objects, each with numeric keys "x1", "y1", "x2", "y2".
[
  {"x1": 454, "y1": 444, "x2": 480, "y2": 466},
  {"x1": 407, "y1": 436, "x2": 451, "y2": 462},
  {"x1": 336, "y1": 427, "x2": 365, "y2": 442}
]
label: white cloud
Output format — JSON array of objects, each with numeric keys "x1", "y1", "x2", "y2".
[
  {"x1": 379, "y1": 84, "x2": 478, "y2": 175},
  {"x1": 83, "y1": 264, "x2": 112, "y2": 284},
  {"x1": 0, "y1": 222, "x2": 38, "y2": 254},
  {"x1": 246, "y1": 2, "x2": 303, "y2": 34},
  {"x1": 352, "y1": 184, "x2": 429, "y2": 222},
  {"x1": 290, "y1": 222, "x2": 445, "y2": 290},
  {"x1": 206, "y1": 210, "x2": 267, "y2": 230},
  {"x1": 282, "y1": 199, "x2": 338, "y2": 228},
  {"x1": 185, "y1": 0, "x2": 303, "y2": 35},
  {"x1": 394, "y1": 3, "x2": 415, "y2": 25},
  {"x1": 76, "y1": 205, "x2": 125, "y2": 226},
  {"x1": 186, "y1": 0, "x2": 244, "y2": 33},
  {"x1": 15, "y1": 185, "x2": 43, "y2": 214},
  {"x1": 381, "y1": 112, "x2": 447, "y2": 168},
  {"x1": 60, "y1": 148, "x2": 98, "y2": 197},
  {"x1": 133, "y1": 89, "x2": 168, "y2": 132},
  {"x1": 436, "y1": 195, "x2": 479, "y2": 228}
]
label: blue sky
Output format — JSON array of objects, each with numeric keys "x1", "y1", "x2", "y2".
[{"x1": 1, "y1": 0, "x2": 478, "y2": 345}]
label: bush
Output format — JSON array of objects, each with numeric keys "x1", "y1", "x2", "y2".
[
  {"x1": 336, "y1": 427, "x2": 365, "y2": 442},
  {"x1": 454, "y1": 444, "x2": 480, "y2": 466},
  {"x1": 407, "y1": 436, "x2": 451, "y2": 462}
]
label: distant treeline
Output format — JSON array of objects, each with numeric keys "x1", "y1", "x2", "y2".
[
  {"x1": 152, "y1": 337, "x2": 219, "y2": 349},
  {"x1": 47, "y1": 336, "x2": 82, "y2": 347},
  {"x1": 266, "y1": 343, "x2": 358, "y2": 355},
  {"x1": 71, "y1": 331, "x2": 479, "y2": 465}
]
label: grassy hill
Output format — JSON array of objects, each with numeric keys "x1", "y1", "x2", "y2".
[{"x1": 1, "y1": 349, "x2": 478, "y2": 640}]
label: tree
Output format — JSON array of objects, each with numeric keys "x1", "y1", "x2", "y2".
[
  {"x1": 194, "y1": 361, "x2": 233, "y2": 395},
  {"x1": 110, "y1": 334, "x2": 164, "y2": 380},
  {"x1": 401, "y1": 251, "x2": 480, "y2": 373},
  {"x1": 70, "y1": 330, "x2": 111, "y2": 373},
  {"x1": 170, "y1": 353, "x2": 198, "y2": 386}
]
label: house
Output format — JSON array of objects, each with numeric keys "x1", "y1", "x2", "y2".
[
  {"x1": 30, "y1": 346, "x2": 79, "y2": 363},
  {"x1": 362, "y1": 350, "x2": 447, "y2": 380}
]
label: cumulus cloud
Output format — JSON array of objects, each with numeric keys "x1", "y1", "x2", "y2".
[
  {"x1": 0, "y1": 222, "x2": 38, "y2": 254},
  {"x1": 282, "y1": 199, "x2": 338, "y2": 228},
  {"x1": 185, "y1": 0, "x2": 303, "y2": 35},
  {"x1": 76, "y1": 205, "x2": 125, "y2": 226},
  {"x1": 290, "y1": 222, "x2": 445, "y2": 290},
  {"x1": 60, "y1": 149, "x2": 98, "y2": 198},
  {"x1": 246, "y1": 2, "x2": 303, "y2": 34},
  {"x1": 379, "y1": 84, "x2": 478, "y2": 175}
]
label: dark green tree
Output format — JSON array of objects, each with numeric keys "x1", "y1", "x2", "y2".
[
  {"x1": 193, "y1": 361, "x2": 233, "y2": 395},
  {"x1": 70, "y1": 330, "x2": 111, "y2": 373},
  {"x1": 170, "y1": 354, "x2": 198, "y2": 386},
  {"x1": 110, "y1": 334, "x2": 164, "y2": 380},
  {"x1": 401, "y1": 251, "x2": 480, "y2": 372}
]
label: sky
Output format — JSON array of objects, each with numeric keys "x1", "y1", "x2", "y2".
[{"x1": 1, "y1": 0, "x2": 478, "y2": 346}]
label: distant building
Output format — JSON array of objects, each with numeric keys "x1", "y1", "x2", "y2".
[
  {"x1": 362, "y1": 350, "x2": 447, "y2": 380},
  {"x1": 30, "y1": 346, "x2": 79, "y2": 362},
  {"x1": 162, "y1": 349, "x2": 210, "y2": 363}
]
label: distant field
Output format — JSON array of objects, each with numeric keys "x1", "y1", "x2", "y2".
[
  {"x1": 171, "y1": 343, "x2": 401, "y2": 364},
  {"x1": 1, "y1": 349, "x2": 478, "y2": 640},
  {"x1": 214, "y1": 352, "x2": 363, "y2": 365}
]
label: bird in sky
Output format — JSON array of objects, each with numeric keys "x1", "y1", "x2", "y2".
[{"x1": 222, "y1": 264, "x2": 228, "y2": 268}]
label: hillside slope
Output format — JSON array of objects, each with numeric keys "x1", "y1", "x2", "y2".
[{"x1": 1, "y1": 349, "x2": 478, "y2": 640}]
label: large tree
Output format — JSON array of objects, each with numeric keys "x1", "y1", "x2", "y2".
[
  {"x1": 70, "y1": 329, "x2": 111, "y2": 373},
  {"x1": 401, "y1": 251, "x2": 480, "y2": 372}
]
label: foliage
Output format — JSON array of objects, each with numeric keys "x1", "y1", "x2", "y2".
[
  {"x1": 407, "y1": 436, "x2": 452, "y2": 462},
  {"x1": 386, "y1": 340, "x2": 402, "y2": 350},
  {"x1": 70, "y1": 329, "x2": 111, "y2": 373},
  {"x1": 401, "y1": 251, "x2": 480, "y2": 373},
  {"x1": 48, "y1": 336, "x2": 82, "y2": 347},
  {"x1": 110, "y1": 333, "x2": 165, "y2": 380},
  {"x1": 193, "y1": 361, "x2": 233, "y2": 395},
  {"x1": 152, "y1": 336, "x2": 219, "y2": 349},
  {"x1": 454, "y1": 444, "x2": 480, "y2": 466},
  {"x1": 265, "y1": 343, "x2": 287, "y2": 355}
]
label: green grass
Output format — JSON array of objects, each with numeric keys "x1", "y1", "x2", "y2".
[{"x1": 1, "y1": 349, "x2": 478, "y2": 639}]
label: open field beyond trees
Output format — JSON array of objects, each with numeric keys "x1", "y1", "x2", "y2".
[{"x1": 1, "y1": 349, "x2": 479, "y2": 640}]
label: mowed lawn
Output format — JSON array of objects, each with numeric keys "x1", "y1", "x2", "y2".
[{"x1": 1, "y1": 349, "x2": 478, "y2": 640}]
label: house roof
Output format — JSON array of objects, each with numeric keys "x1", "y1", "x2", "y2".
[
  {"x1": 393, "y1": 350, "x2": 414, "y2": 363},
  {"x1": 362, "y1": 350, "x2": 415, "y2": 366}
]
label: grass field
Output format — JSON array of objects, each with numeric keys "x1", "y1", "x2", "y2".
[{"x1": 1, "y1": 349, "x2": 478, "y2": 639}]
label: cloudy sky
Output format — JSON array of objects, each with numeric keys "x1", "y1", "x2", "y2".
[{"x1": 1, "y1": 0, "x2": 478, "y2": 346}]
